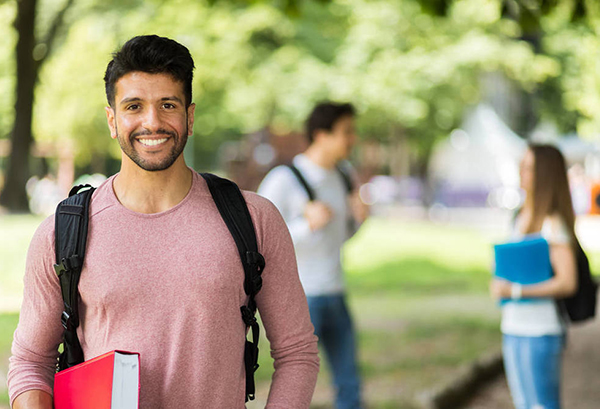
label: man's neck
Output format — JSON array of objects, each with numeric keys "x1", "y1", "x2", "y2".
[
  {"x1": 113, "y1": 158, "x2": 193, "y2": 214},
  {"x1": 303, "y1": 145, "x2": 338, "y2": 170}
]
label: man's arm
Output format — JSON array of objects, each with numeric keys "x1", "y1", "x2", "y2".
[
  {"x1": 245, "y1": 194, "x2": 319, "y2": 408},
  {"x1": 8, "y1": 217, "x2": 64, "y2": 407},
  {"x1": 12, "y1": 390, "x2": 53, "y2": 409}
]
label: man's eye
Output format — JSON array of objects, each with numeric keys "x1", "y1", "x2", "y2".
[
  {"x1": 163, "y1": 103, "x2": 176, "y2": 109},
  {"x1": 126, "y1": 104, "x2": 140, "y2": 110}
]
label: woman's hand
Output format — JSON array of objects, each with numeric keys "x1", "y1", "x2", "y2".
[{"x1": 490, "y1": 279, "x2": 512, "y2": 300}]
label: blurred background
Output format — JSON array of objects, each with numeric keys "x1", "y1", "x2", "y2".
[{"x1": 1, "y1": 0, "x2": 600, "y2": 408}]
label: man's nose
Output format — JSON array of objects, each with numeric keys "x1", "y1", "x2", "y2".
[{"x1": 141, "y1": 106, "x2": 161, "y2": 131}]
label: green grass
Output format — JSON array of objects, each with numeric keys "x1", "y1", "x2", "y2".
[
  {"x1": 0, "y1": 214, "x2": 44, "y2": 408},
  {"x1": 0, "y1": 214, "x2": 45, "y2": 309},
  {"x1": 247, "y1": 218, "x2": 503, "y2": 408},
  {"x1": 0, "y1": 313, "x2": 19, "y2": 407}
]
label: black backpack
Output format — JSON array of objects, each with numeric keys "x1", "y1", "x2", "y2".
[
  {"x1": 558, "y1": 241, "x2": 597, "y2": 323},
  {"x1": 286, "y1": 164, "x2": 353, "y2": 201},
  {"x1": 53, "y1": 173, "x2": 265, "y2": 402},
  {"x1": 286, "y1": 164, "x2": 355, "y2": 234}
]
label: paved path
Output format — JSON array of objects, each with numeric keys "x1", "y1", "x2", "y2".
[{"x1": 463, "y1": 306, "x2": 600, "y2": 409}]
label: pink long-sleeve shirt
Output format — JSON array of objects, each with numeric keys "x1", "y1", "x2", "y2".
[{"x1": 8, "y1": 172, "x2": 319, "y2": 408}]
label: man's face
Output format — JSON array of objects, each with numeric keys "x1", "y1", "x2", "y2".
[
  {"x1": 105, "y1": 72, "x2": 195, "y2": 172},
  {"x1": 326, "y1": 115, "x2": 357, "y2": 161}
]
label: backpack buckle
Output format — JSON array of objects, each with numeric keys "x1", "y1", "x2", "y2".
[
  {"x1": 54, "y1": 262, "x2": 67, "y2": 277},
  {"x1": 61, "y1": 311, "x2": 72, "y2": 330},
  {"x1": 54, "y1": 256, "x2": 82, "y2": 277}
]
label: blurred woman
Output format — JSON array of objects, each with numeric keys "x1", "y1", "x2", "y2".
[{"x1": 490, "y1": 144, "x2": 578, "y2": 409}]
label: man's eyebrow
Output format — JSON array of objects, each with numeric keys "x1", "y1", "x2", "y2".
[
  {"x1": 119, "y1": 97, "x2": 142, "y2": 106},
  {"x1": 161, "y1": 96, "x2": 183, "y2": 104},
  {"x1": 118, "y1": 96, "x2": 183, "y2": 105}
]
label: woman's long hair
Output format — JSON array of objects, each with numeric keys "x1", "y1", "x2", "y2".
[{"x1": 523, "y1": 144, "x2": 578, "y2": 245}]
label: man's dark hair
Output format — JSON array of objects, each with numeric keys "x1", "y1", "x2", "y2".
[
  {"x1": 306, "y1": 102, "x2": 355, "y2": 143},
  {"x1": 104, "y1": 35, "x2": 195, "y2": 107}
]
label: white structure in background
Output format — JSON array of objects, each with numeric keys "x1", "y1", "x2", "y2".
[
  {"x1": 27, "y1": 173, "x2": 107, "y2": 216},
  {"x1": 430, "y1": 104, "x2": 600, "y2": 211},
  {"x1": 429, "y1": 104, "x2": 527, "y2": 209}
]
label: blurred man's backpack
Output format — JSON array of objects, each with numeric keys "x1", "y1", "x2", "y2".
[
  {"x1": 52, "y1": 174, "x2": 265, "y2": 402},
  {"x1": 286, "y1": 164, "x2": 352, "y2": 201}
]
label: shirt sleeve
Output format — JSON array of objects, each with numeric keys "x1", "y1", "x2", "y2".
[
  {"x1": 7, "y1": 216, "x2": 64, "y2": 406},
  {"x1": 245, "y1": 193, "x2": 319, "y2": 408},
  {"x1": 257, "y1": 166, "x2": 313, "y2": 246}
]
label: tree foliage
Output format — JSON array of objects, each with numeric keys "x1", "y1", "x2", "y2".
[{"x1": 1, "y1": 0, "x2": 600, "y2": 210}]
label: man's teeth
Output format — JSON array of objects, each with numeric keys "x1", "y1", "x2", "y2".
[{"x1": 139, "y1": 138, "x2": 167, "y2": 146}]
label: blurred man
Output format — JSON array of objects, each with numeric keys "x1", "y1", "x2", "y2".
[
  {"x1": 259, "y1": 102, "x2": 368, "y2": 409},
  {"x1": 8, "y1": 34, "x2": 319, "y2": 409}
]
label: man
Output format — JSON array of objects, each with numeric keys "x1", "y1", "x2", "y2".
[
  {"x1": 8, "y1": 35, "x2": 319, "y2": 409},
  {"x1": 258, "y1": 102, "x2": 368, "y2": 409}
]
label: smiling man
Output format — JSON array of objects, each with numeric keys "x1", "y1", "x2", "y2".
[{"x1": 7, "y1": 35, "x2": 319, "y2": 409}]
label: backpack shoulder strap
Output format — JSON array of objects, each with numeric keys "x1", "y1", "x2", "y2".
[
  {"x1": 286, "y1": 164, "x2": 316, "y2": 201},
  {"x1": 335, "y1": 164, "x2": 354, "y2": 194},
  {"x1": 54, "y1": 184, "x2": 95, "y2": 372},
  {"x1": 200, "y1": 173, "x2": 265, "y2": 402}
]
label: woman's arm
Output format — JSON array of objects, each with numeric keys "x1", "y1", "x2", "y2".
[{"x1": 491, "y1": 243, "x2": 578, "y2": 299}]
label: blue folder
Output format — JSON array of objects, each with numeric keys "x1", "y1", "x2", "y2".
[{"x1": 493, "y1": 235, "x2": 552, "y2": 304}]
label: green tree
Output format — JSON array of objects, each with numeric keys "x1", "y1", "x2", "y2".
[{"x1": 0, "y1": 0, "x2": 141, "y2": 212}]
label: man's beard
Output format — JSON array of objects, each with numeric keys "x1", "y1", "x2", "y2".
[{"x1": 116, "y1": 124, "x2": 188, "y2": 172}]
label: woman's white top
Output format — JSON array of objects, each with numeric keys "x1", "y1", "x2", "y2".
[{"x1": 500, "y1": 214, "x2": 570, "y2": 336}]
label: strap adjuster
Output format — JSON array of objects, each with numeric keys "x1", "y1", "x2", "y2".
[
  {"x1": 245, "y1": 251, "x2": 265, "y2": 273},
  {"x1": 240, "y1": 306, "x2": 257, "y2": 327},
  {"x1": 244, "y1": 251, "x2": 264, "y2": 295}
]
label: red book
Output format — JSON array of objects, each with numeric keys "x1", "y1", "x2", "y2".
[{"x1": 54, "y1": 350, "x2": 140, "y2": 409}]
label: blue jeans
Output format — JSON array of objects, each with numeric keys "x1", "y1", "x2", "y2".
[
  {"x1": 502, "y1": 334, "x2": 564, "y2": 409},
  {"x1": 307, "y1": 294, "x2": 362, "y2": 409}
]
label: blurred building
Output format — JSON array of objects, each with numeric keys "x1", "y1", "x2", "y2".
[
  {"x1": 429, "y1": 104, "x2": 527, "y2": 209},
  {"x1": 429, "y1": 103, "x2": 600, "y2": 212},
  {"x1": 219, "y1": 128, "x2": 309, "y2": 191}
]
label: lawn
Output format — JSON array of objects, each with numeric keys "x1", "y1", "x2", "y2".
[
  {"x1": 251, "y1": 218, "x2": 503, "y2": 409},
  {"x1": 0, "y1": 214, "x2": 45, "y2": 311},
  {"x1": 3, "y1": 214, "x2": 595, "y2": 408}
]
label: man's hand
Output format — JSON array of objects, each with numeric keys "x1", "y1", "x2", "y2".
[
  {"x1": 12, "y1": 390, "x2": 53, "y2": 409},
  {"x1": 349, "y1": 191, "x2": 369, "y2": 224},
  {"x1": 304, "y1": 201, "x2": 333, "y2": 231}
]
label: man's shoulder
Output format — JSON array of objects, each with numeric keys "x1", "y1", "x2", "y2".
[
  {"x1": 264, "y1": 164, "x2": 297, "y2": 180},
  {"x1": 242, "y1": 190, "x2": 279, "y2": 216},
  {"x1": 86, "y1": 176, "x2": 119, "y2": 219},
  {"x1": 27, "y1": 214, "x2": 56, "y2": 257},
  {"x1": 257, "y1": 165, "x2": 301, "y2": 198},
  {"x1": 38, "y1": 214, "x2": 56, "y2": 235}
]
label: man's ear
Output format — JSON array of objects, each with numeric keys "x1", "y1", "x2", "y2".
[
  {"x1": 187, "y1": 103, "x2": 196, "y2": 136},
  {"x1": 313, "y1": 128, "x2": 331, "y2": 144},
  {"x1": 105, "y1": 106, "x2": 117, "y2": 139}
]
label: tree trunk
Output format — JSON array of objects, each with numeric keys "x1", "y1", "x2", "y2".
[{"x1": 0, "y1": 0, "x2": 38, "y2": 212}]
